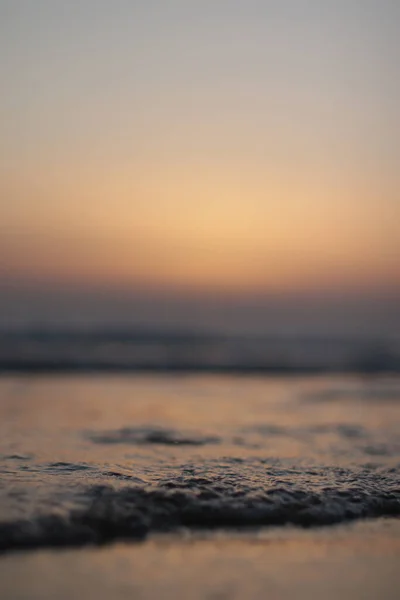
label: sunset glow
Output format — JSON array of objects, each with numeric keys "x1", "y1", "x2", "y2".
[{"x1": 1, "y1": 1, "x2": 399, "y2": 331}]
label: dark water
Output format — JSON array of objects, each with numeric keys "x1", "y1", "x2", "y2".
[
  {"x1": 1, "y1": 330, "x2": 399, "y2": 373},
  {"x1": 1, "y1": 374, "x2": 399, "y2": 554}
]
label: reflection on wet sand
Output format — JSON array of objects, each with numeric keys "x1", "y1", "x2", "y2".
[{"x1": 1, "y1": 520, "x2": 399, "y2": 600}]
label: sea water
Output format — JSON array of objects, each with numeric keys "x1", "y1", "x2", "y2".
[{"x1": 0, "y1": 373, "x2": 399, "y2": 598}]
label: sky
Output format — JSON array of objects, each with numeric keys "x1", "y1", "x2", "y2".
[{"x1": 0, "y1": 1, "x2": 399, "y2": 334}]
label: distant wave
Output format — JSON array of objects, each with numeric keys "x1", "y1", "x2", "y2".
[
  {"x1": 0, "y1": 330, "x2": 399, "y2": 374},
  {"x1": 87, "y1": 426, "x2": 221, "y2": 446},
  {"x1": 1, "y1": 464, "x2": 399, "y2": 553}
]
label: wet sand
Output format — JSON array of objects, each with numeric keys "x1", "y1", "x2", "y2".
[{"x1": 1, "y1": 520, "x2": 399, "y2": 599}]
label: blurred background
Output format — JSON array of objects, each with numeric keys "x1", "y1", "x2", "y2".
[{"x1": 0, "y1": 0, "x2": 399, "y2": 371}]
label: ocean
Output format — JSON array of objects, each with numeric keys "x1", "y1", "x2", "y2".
[{"x1": 0, "y1": 332, "x2": 399, "y2": 598}]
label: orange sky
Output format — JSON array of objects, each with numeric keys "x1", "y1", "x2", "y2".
[
  {"x1": 0, "y1": 2, "x2": 399, "y2": 331},
  {"x1": 2, "y1": 156, "x2": 398, "y2": 295}
]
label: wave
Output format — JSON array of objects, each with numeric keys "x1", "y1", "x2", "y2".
[
  {"x1": 0, "y1": 330, "x2": 399, "y2": 374},
  {"x1": 1, "y1": 465, "x2": 399, "y2": 553},
  {"x1": 87, "y1": 427, "x2": 221, "y2": 446}
]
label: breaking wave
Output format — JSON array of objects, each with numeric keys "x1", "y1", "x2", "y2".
[{"x1": 1, "y1": 464, "x2": 399, "y2": 553}]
